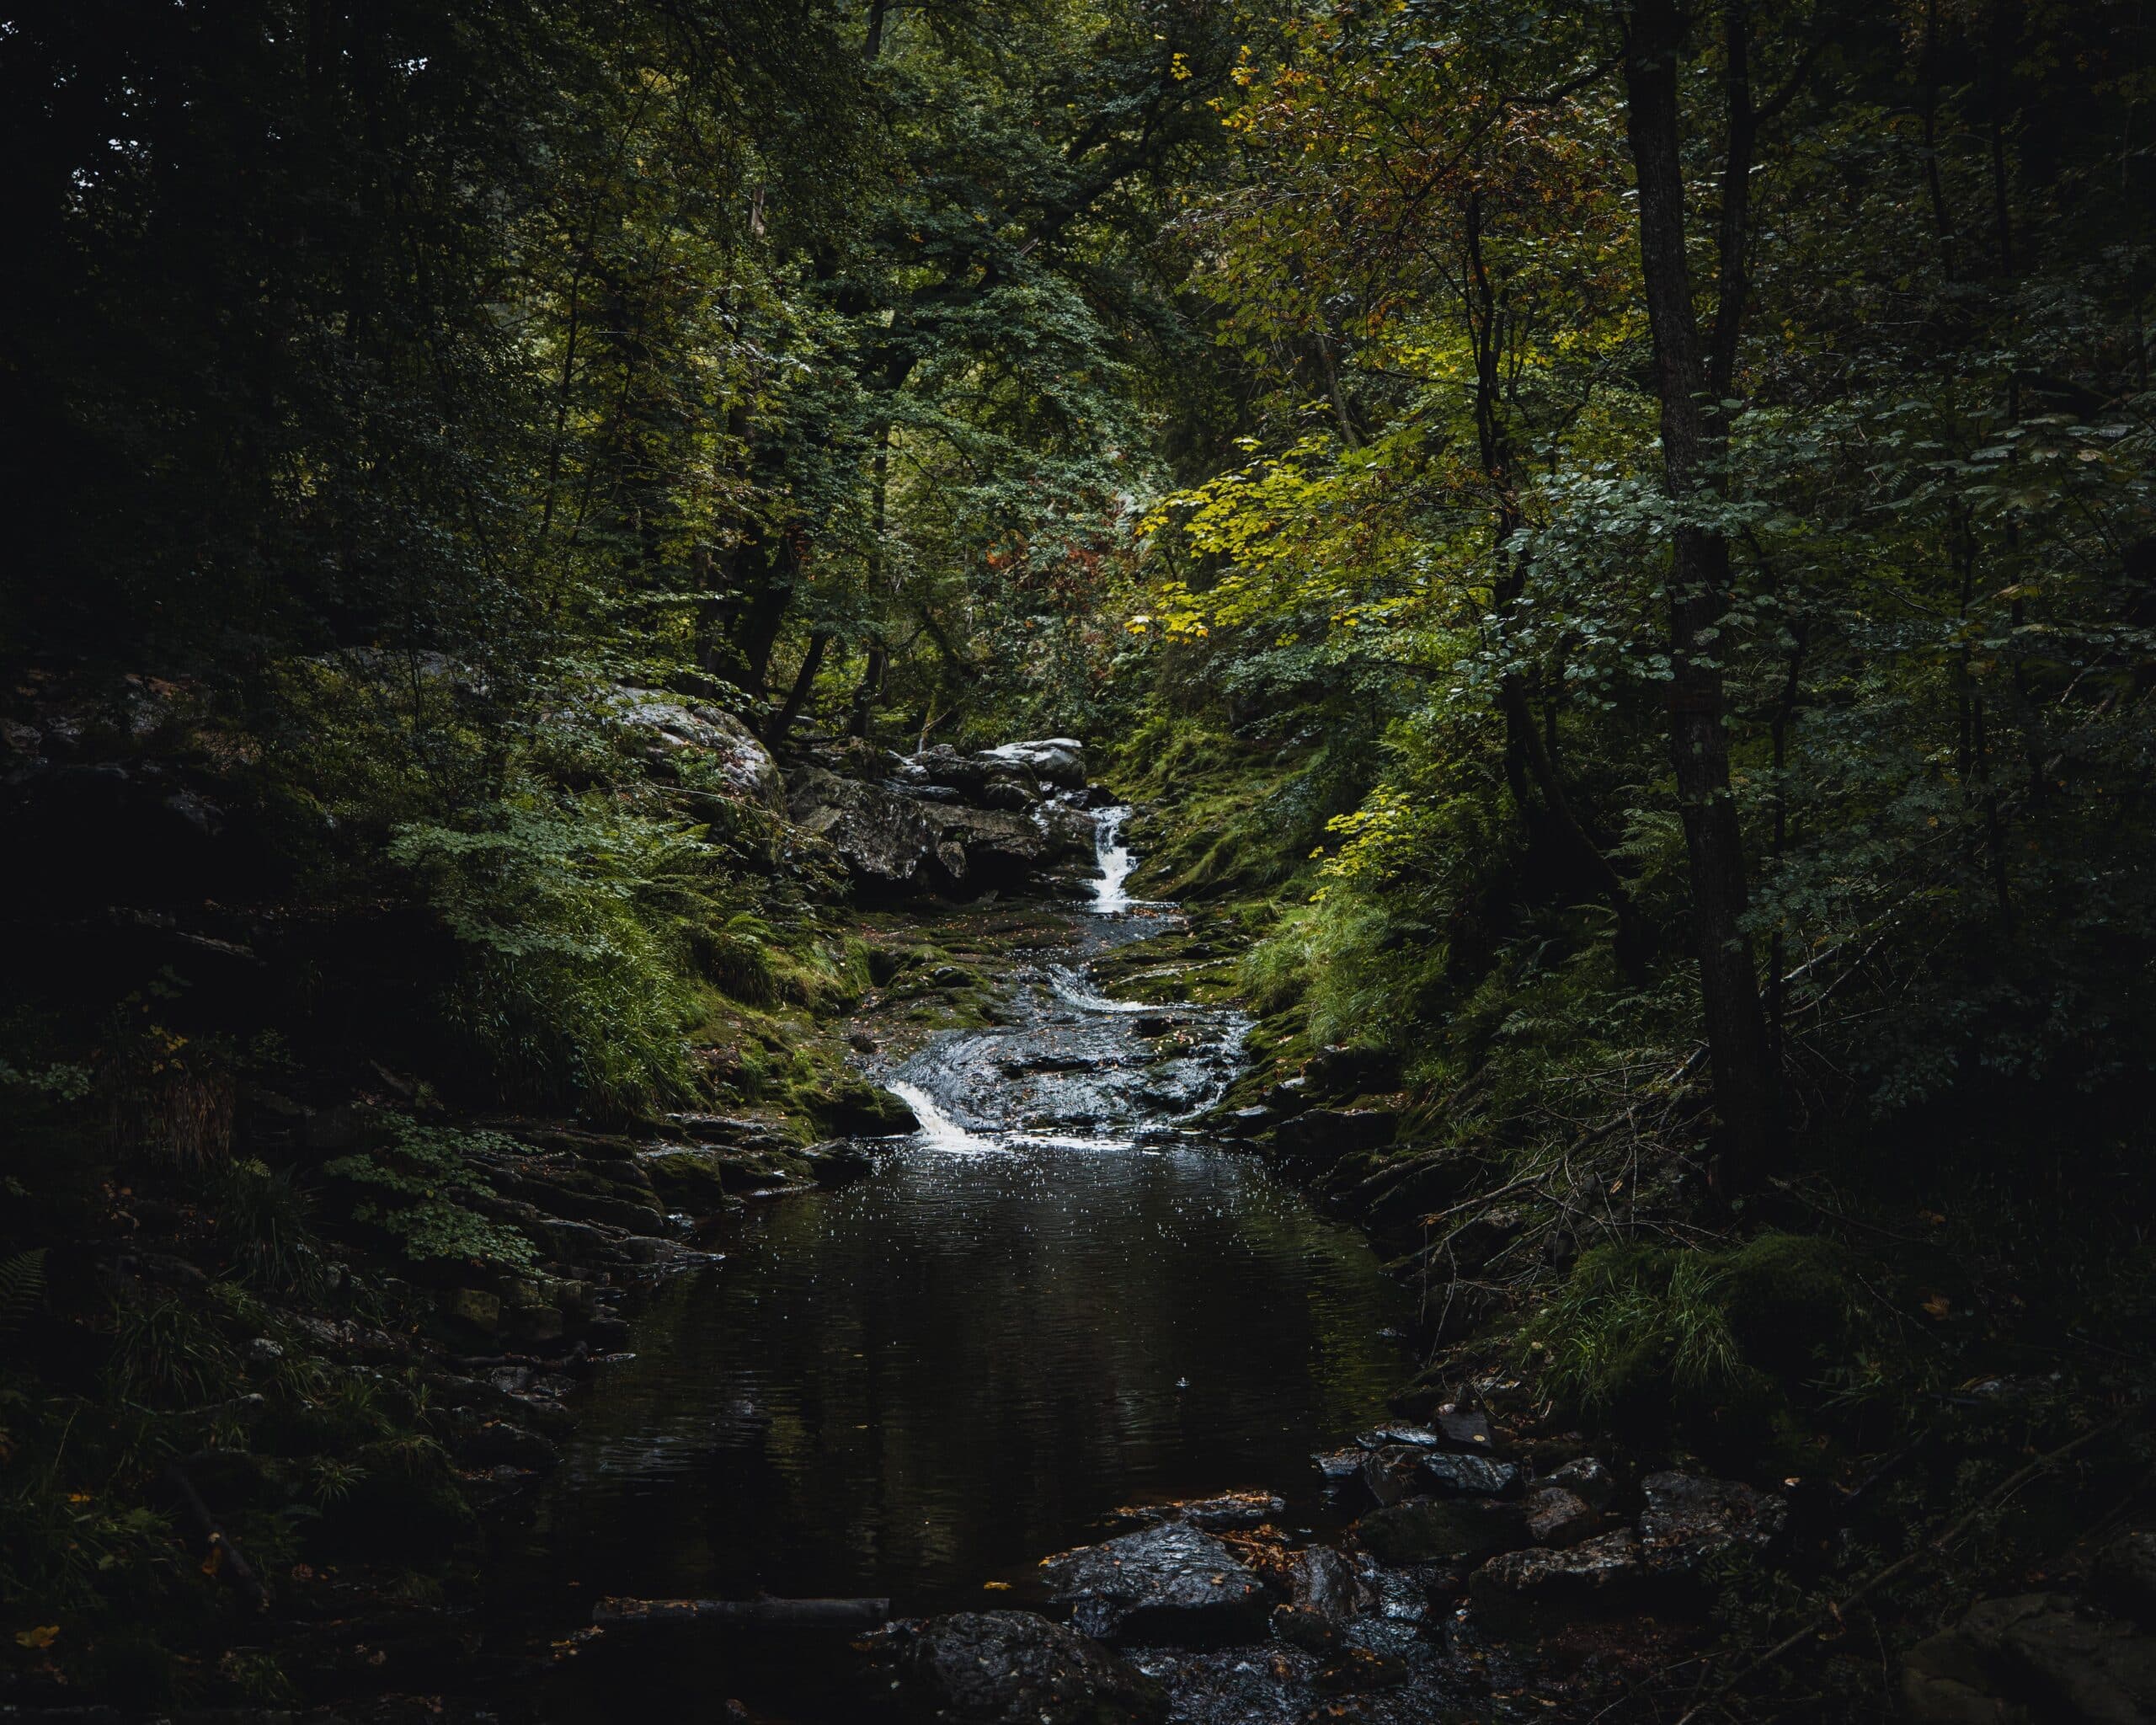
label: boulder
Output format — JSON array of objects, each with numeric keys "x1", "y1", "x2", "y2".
[
  {"x1": 1360, "y1": 1446, "x2": 1428, "y2": 1509},
  {"x1": 1470, "y1": 1530, "x2": 1644, "y2": 1605},
  {"x1": 1355, "y1": 1425, "x2": 1442, "y2": 1450},
  {"x1": 1290, "y1": 1546, "x2": 1364, "y2": 1621},
  {"x1": 1271, "y1": 1604, "x2": 1341, "y2": 1654},
  {"x1": 1434, "y1": 1406, "x2": 1498, "y2": 1453},
  {"x1": 1637, "y1": 1471, "x2": 1788, "y2": 1574},
  {"x1": 1357, "y1": 1498, "x2": 1524, "y2": 1566},
  {"x1": 1545, "y1": 1455, "x2": 1616, "y2": 1512},
  {"x1": 899, "y1": 1610, "x2": 1166, "y2": 1725},
  {"x1": 1904, "y1": 1593, "x2": 2156, "y2": 1725},
  {"x1": 1521, "y1": 1486, "x2": 1602, "y2": 1549},
  {"x1": 1039, "y1": 1523, "x2": 1272, "y2": 1646},
  {"x1": 604, "y1": 688, "x2": 783, "y2": 810},
  {"x1": 790, "y1": 766, "x2": 946, "y2": 888},
  {"x1": 1421, "y1": 1452, "x2": 1521, "y2": 1498},
  {"x1": 979, "y1": 738, "x2": 1087, "y2": 789}
]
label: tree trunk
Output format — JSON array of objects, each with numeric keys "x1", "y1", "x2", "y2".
[
  {"x1": 847, "y1": 640, "x2": 888, "y2": 738},
  {"x1": 765, "y1": 629, "x2": 832, "y2": 750},
  {"x1": 1621, "y1": 0, "x2": 1783, "y2": 1190}
]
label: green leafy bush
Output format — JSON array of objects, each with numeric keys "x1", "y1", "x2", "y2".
[
  {"x1": 323, "y1": 1115, "x2": 537, "y2": 1273},
  {"x1": 389, "y1": 800, "x2": 708, "y2": 1114},
  {"x1": 1529, "y1": 1233, "x2": 1866, "y2": 1441}
]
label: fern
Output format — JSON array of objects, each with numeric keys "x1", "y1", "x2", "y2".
[{"x1": 0, "y1": 1249, "x2": 46, "y2": 1339}]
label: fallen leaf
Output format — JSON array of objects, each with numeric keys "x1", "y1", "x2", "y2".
[
  {"x1": 15, "y1": 1626, "x2": 60, "y2": 1650},
  {"x1": 1922, "y1": 1293, "x2": 1952, "y2": 1318}
]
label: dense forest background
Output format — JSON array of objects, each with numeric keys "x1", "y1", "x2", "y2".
[{"x1": 4, "y1": 0, "x2": 2155, "y2": 1717}]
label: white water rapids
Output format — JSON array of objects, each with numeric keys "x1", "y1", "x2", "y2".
[{"x1": 1089, "y1": 804, "x2": 1136, "y2": 914}]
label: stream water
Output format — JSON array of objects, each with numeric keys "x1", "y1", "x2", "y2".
[{"x1": 522, "y1": 812, "x2": 1412, "y2": 1718}]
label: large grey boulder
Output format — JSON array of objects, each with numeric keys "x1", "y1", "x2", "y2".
[
  {"x1": 979, "y1": 737, "x2": 1087, "y2": 789},
  {"x1": 604, "y1": 688, "x2": 784, "y2": 810},
  {"x1": 1039, "y1": 1522, "x2": 1272, "y2": 1645},
  {"x1": 791, "y1": 765, "x2": 1096, "y2": 891},
  {"x1": 899, "y1": 1610, "x2": 1166, "y2": 1724},
  {"x1": 789, "y1": 766, "x2": 946, "y2": 887}
]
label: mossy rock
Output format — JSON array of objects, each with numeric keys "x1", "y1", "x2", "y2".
[
  {"x1": 642, "y1": 1149, "x2": 739, "y2": 1213},
  {"x1": 808, "y1": 1074, "x2": 919, "y2": 1137}
]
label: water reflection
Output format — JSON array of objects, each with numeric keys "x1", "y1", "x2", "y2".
[{"x1": 527, "y1": 1137, "x2": 1409, "y2": 1614}]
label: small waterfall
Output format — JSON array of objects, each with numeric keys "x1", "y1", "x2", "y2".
[
  {"x1": 885, "y1": 1079, "x2": 1000, "y2": 1153},
  {"x1": 1090, "y1": 804, "x2": 1136, "y2": 914}
]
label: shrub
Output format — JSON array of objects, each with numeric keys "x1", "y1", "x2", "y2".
[
  {"x1": 389, "y1": 800, "x2": 707, "y2": 1114},
  {"x1": 322, "y1": 1115, "x2": 538, "y2": 1273}
]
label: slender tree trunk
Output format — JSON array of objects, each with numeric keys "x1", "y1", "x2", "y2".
[
  {"x1": 1621, "y1": 0, "x2": 1783, "y2": 1190},
  {"x1": 1461, "y1": 191, "x2": 1654, "y2": 982},
  {"x1": 847, "y1": 641, "x2": 888, "y2": 738},
  {"x1": 765, "y1": 630, "x2": 832, "y2": 750}
]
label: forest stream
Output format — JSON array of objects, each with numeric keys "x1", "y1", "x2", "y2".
[{"x1": 514, "y1": 812, "x2": 1420, "y2": 1721}]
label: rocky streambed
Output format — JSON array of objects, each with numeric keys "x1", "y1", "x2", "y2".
[{"x1": 493, "y1": 773, "x2": 1793, "y2": 1725}]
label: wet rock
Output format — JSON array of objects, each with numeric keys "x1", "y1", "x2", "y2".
[
  {"x1": 802, "y1": 1140, "x2": 877, "y2": 1185},
  {"x1": 1290, "y1": 1546, "x2": 1364, "y2": 1621},
  {"x1": 1903, "y1": 1593, "x2": 2156, "y2": 1725},
  {"x1": 1356, "y1": 1497, "x2": 1524, "y2": 1566},
  {"x1": 1419, "y1": 1452, "x2": 1520, "y2": 1498},
  {"x1": 1220, "y1": 1106, "x2": 1274, "y2": 1139},
  {"x1": 1545, "y1": 1455, "x2": 1616, "y2": 1511},
  {"x1": 899, "y1": 1610, "x2": 1166, "y2": 1725},
  {"x1": 1040, "y1": 1523, "x2": 1273, "y2": 1646},
  {"x1": 1637, "y1": 1471, "x2": 1788, "y2": 1574},
  {"x1": 1470, "y1": 1529, "x2": 1643, "y2": 1604},
  {"x1": 1271, "y1": 1604, "x2": 1341, "y2": 1654},
  {"x1": 1360, "y1": 1445, "x2": 1429, "y2": 1509},
  {"x1": 1272, "y1": 1108, "x2": 1397, "y2": 1161},
  {"x1": 1434, "y1": 1406, "x2": 1497, "y2": 1452},
  {"x1": 1355, "y1": 1424, "x2": 1440, "y2": 1450},
  {"x1": 791, "y1": 766, "x2": 945, "y2": 887},
  {"x1": 810, "y1": 1076, "x2": 919, "y2": 1137},
  {"x1": 1314, "y1": 1646, "x2": 1410, "y2": 1694},
  {"x1": 979, "y1": 738, "x2": 1087, "y2": 789},
  {"x1": 639, "y1": 1149, "x2": 741, "y2": 1214},
  {"x1": 1520, "y1": 1486, "x2": 1602, "y2": 1549},
  {"x1": 1315, "y1": 1447, "x2": 1367, "y2": 1502},
  {"x1": 1176, "y1": 1491, "x2": 1287, "y2": 1531}
]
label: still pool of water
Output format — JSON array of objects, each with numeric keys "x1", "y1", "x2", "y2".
[{"x1": 523, "y1": 1136, "x2": 1410, "y2": 1616}]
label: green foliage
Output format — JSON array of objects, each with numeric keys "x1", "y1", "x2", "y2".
[
  {"x1": 216, "y1": 1162, "x2": 323, "y2": 1295},
  {"x1": 105, "y1": 1300, "x2": 238, "y2": 1412},
  {"x1": 322, "y1": 1115, "x2": 538, "y2": 1273},
  {"x1": 0, "y1": 1250, "x2": 48, "y2": 1340},
  {"x1": 1528, "y1": 1234, "x2": 1868, "y2": 1440},
  {"x1": 389, "y1": 803, "x2": 707, "y2": 1114}
]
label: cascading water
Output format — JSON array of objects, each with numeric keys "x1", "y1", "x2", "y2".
[
  {"x1": 1089, "y1": 804, "x2": 1136, "y2": 913},
  {"x1": 883, "y1": 1078, "x2": 997, "y2": 1152}
]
